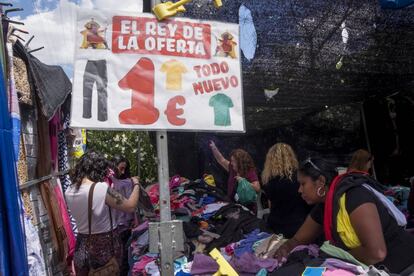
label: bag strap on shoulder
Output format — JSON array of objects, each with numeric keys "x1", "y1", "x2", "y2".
[
  {"x1": 108, "y1": 204, "x2": 115, "y2": 253},
  {"x1": 88, "y1": 182, "x2": 98, "y2": 236},
  {"x1": 88, "y1": 182, "x2": 116, "y2": 254}
]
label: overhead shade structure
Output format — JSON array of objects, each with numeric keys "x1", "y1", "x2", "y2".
[
  {"x1": 0, "y1": 64, "x2": 28, "y2": 274},
  {"x1": 166, "y1": 0, "x2": 414, "y2": 181},
  {"x1": 183, "y1": 0, "x2": 414, "y2": 129}
]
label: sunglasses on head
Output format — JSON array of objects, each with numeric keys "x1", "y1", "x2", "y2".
[{"x1": 304, "y1": 157, "x2": 322, "y2": 173}]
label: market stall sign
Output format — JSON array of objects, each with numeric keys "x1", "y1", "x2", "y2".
[{"x1": 71, "y1": 10, "x2": 244, "y2": 132}]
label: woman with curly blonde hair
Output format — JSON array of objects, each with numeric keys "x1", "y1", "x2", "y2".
[{"x1": 262, "y1": 143, "x2": 310, "y2": 238}]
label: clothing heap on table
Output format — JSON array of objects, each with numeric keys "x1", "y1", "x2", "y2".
[
  {"x1": 127, "y1": 175, "x2": 405, "y2": 276},
  {"x1": 384, "y1": 185, "x2": 411, "y2": 219}
]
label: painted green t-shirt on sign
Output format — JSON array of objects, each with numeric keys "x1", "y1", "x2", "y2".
[{"x1": 209, "y1": 93, "x2": 234, "y2": 126}]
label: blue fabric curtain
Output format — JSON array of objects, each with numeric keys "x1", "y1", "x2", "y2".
[
  {"x1": 0, "y1": 63, "x2": 28, "y2": 275},
  {"x1": 380, "y1": 0, "x2": 414, "y2": 9}
]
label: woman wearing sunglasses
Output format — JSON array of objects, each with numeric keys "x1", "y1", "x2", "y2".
[{"x1": 274, "y1": 157, "x2": 414, "y2": 275}]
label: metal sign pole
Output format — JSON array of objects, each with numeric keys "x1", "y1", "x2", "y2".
[
  {"x1": 156, "y1": 130, "x2": 174, "y2": 275},
  {"x1": 149, "y1": 1, "x2": 174, "y2": 275},
  {"x1": 156, "y1": 131, "x2": 171, "y2": 222}
]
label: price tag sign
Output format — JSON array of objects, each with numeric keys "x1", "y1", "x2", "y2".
[{"x1": 71, "y1": 9, "x2": 244, "y2": 132}]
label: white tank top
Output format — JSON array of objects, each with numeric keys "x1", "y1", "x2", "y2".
[{"x1": 65, "y1": 182, "x2": 116, "y2": 234}]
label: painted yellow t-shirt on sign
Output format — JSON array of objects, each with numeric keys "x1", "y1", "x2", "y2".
[{"x1": 160, "y1": 60, "x2": 188, "y2": 91}]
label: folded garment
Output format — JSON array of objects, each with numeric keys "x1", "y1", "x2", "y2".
[
  {"x1": 363, "y1": 184, "x2": 407, "y2": 226},
  {"x1": 131, "y1": 230, "x2": 149, "y2": 248},
  {"x1": 185, "y1": 202, "x2": 199, "y2": 211},
  {"x1": 136, "y1": 230, "x2": 149, "y2": 247},
  {"x1": 145, "y1": 260, "x2": 160, "y2": 276},
  {"x1": 321, "y1": 258, "x2": 365, "y2": 275},
  {"x1": 203, "y1": 174, "x2": 216, "y2": 187},
  {"x1": 191, "y1": 253, "x2": 219, "y2": 275},
  {"x1": 270, "y1": 249, "x2": 323, "y2": 276},
  {"x1": 174, "y1": 208, "x2": 191, "y2": 216},
  {"x1": 176, "y1": 271, "x2": 191, "y2": 276},
  {"x1": 198, "y1": 234, "x2": 214, "y2": 244},
  {"x1": 201, "y1": 229, "x2": 220, "y2": 239},
  {"x1": 177, "y1": 196, "x2": 194, "y2": 209},
  {"x1": 174, "y1": 256, "x2": 191, "y2": 275},
  {"x1": 170, "y1": 175, "x2": 182, "y2": 190},
  {"x1": 203, "y1": 202, "x2": 228, "y2": 215},
  {"x1": 226, "y1": 209, "x2": 241, "y2": 220},
  {"x1": 201, "y1": 212, "x2": 217, "y2": 220},
  {"x1": 202, "y1": 196, "x2": 216, "y2": 205},
  {"x1": 205, "y1": 210, "x2": 269, "y2": 253},
  {"x1": 230, "y1": 252, "x2": 278, "y2": 274},
  {"x1": 184, "y1": 220, "x2": 202, "y2": 239},
  {"x1": 225, "y1": 243, "x2": 236, "y2": 256},
  {"x1": 320, "y1": 241, "x2": 367, "y2": 269},
  {"x1": 193, "y1": 241, "x2": 206, "y2": 254},
  {"x1": 132, "y1": 220, "x2": 149, "y2": 233},
  {"x1": 132, "y1": 255, "x2": 156, "y2": 274},
  {"x1": 148, "y1": 184, "x2": 160, "y2": 205},
  {"x1": 302, "y1": 267, "x2": 326, "y2": 276},
  {"x1": 199, "y1": 221, "x2": 209, "y2": 229},
  {"x1": 192, "y1": 208, "x2": 205, "y2": 217},
  {"x1": 364, "y1": 266, "x2": 392, "y2": 276},
  {"x1": 235, "y1": 229, "x2": 271, "y2": 257},
  {"x1": 182, "y1": 190, "x2": 196, "y2": 197},
  {"x1": 255, "y1": 234, "x2": 285, "y2": 259},
  {"x1": 256, "y1": 268, "x2": 268, "y2": 276},
  {"x1": 323, "y1": 268, "x2": 355, "y2": 276},
  {"x1": 220, "y1": 248, "x2": 233, "y2": 262},
  {"x1": 291, "y1": 244, "x2": 319, "y2": 258}
]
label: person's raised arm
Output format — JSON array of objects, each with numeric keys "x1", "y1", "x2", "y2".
[
  {"x1": 209, "y1": 141, "x2": 230, "y2": 171},
  {"x1": 348, "y1": 203, "x2": 387, "y2": 265},
  {"x1": 274, "y1": 215, "x2": 323, "y2": 261},
  {"x1": 105, "y1": 176, "x2": 140, "y2": 213}
]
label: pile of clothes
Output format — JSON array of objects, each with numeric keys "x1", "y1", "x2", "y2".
[
  {"x1": 127, "y1": 175, "x2": 394, "y2": 276},
  {"x1": 385, "y1": 186, "x2": 411, "y2": 218}
]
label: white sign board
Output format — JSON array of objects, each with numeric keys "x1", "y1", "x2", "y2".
[{"x1": 71, "y1": 10, "x2": 245, "y2": 132}]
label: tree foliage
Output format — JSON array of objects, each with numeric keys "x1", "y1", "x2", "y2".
[{"x1": 86, "y1": 130, "x2": 157, "y2": 183}]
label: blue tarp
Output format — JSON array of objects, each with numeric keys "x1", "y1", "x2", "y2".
[
  {"x1": 0, "y1": 63, "x2": 28, "y2": 275},
  {"x1": 380, "y1": 0, "x2": 414, "y2": 9}
]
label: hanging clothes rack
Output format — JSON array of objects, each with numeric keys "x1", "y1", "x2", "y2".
[
  {"x1": 2, "y1": 7, "x2": 25, "y2": 25},
  {"x1": 8, "y1": 27, "x2": 28, "y2": 42},
  {"x1": 0, "y1": 2, "x2": 31, "y2": 275},
  {"x1": 24, "y1": 34, "x2": 44, "y2": 53},
  {"x1": 19, "y1": 170, "x2": 71, "y2": 190}
]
